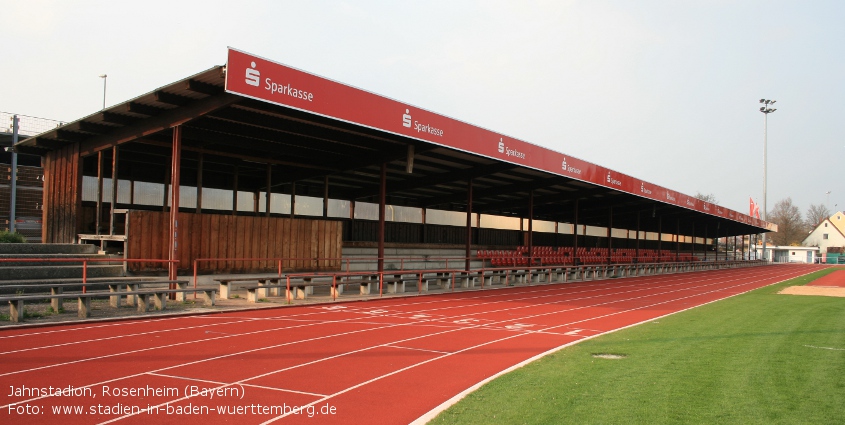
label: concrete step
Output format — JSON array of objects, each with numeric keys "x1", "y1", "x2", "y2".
[
  {"x1": 341, "y1": 247, "x2": 468, "y2": 257},
  {"x1": 0, "y1": 254, "x2": 110, "y2": 267},
  {"x1": 344, "y1": 260, "x2": 485, "y2": 273},
  {"x1": 0, "y1": 243, "x2": 98, "y2": 255},
  {"x1": 0, "y1": 265, "x2": 124, "y2": 281}
]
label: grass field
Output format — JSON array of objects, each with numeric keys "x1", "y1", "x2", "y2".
[{"x1": 430, "y1": 268, "x2": 845, "y2": 425}]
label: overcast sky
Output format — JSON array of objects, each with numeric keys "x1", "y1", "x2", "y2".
[{"x1": 3, "y1": 1, "x2": 843, "y2": 219}]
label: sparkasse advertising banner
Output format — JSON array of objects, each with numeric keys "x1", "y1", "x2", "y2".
[{"x1": 225, "y1": 47, "x2": 773, "y2": 231}]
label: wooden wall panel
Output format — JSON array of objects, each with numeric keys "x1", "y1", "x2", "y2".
[
  {"x1": 43, "y1": 145, "x2": 83, "y2": 243},
  {"x1": 125, "y1": 211, "x2": 342, "y2": 273}
]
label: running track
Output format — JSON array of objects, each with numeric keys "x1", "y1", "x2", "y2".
[{"x1": 0, "y1": 264, "x2": 827, "y2": 425}]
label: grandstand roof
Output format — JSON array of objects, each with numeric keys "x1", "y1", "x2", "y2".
[{"x1": 16, "y1": 48, "x2": 775, "y2": 239}]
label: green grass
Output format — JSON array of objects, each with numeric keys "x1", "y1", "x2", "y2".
[{"x1": 431, "y1": 268, "x2": 845, "y2": 425}]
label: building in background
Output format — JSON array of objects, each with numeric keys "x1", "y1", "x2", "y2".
[
  {"x1": 752, "y1": 245, "x2": 819, "y2": 263},
  {"x1": 1, "y1": 112, "x2": 63, "y2": 242},
  {"x1": 802, "y1": 211, "x2": 845, "y2": 262}
]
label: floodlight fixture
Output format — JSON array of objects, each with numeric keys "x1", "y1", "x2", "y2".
[{"x1": 99, "y1": 74, "x2": 108, "y2": 110}]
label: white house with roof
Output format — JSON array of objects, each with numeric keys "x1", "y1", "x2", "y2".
[{"x1": 803, "y1": 211, "x2": 845, "y2": 255}]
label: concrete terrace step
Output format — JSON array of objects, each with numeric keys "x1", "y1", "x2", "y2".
[
  {"x1": 0, "y1": 254, "x2": 114, "y2": 267},
  {"x1": 0, "y1": 265, "x2": 124, "y2": 281},
  {"x1": 0, "y1": 243, "x2": 99, "y2": 255},
  {"x1": 341, "y1": 247, "x2": 469, "y2": 257},
  {"x1": 344, "y1": 260, "x2": 485, "y2": 272}
]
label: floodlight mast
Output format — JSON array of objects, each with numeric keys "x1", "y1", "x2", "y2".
[{"x1": 759, "y1": 99, "x2": 776, "y2": 261}]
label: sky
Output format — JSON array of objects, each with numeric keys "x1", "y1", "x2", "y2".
[{"x1": 2, "y1": 0, "x2": 843, "y2": 220}]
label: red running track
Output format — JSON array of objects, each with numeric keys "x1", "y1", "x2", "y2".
[
  {"x1": 807, "y1": 268, "x2": 845, "y2": 287},
  {"x1": 0, "y1": 264, "x2": 827, "y2": 425}
]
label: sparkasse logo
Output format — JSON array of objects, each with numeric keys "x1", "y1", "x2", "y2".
[
  {"x1": 402, "y1": 109, "x2": 412, "y2": 128},
  {"x1": 402, "y1": 109, "x2": 444, "y2": 137},
  {"x1": 245, "y1": 62, "x2": 260, "y2": 87},
  {"x1": 561, "y1": 158, "x2": 582, "y2": 175},
  {"x1": 497, "y1": 138, "x2": 525, "y2": 159}
]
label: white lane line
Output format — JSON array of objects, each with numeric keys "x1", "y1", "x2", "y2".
[
  {"x1": 375, "y1": 267, "x2": 774, "y2": 317},
  {"x1": 0, "y1": 318, "x2": 268, "y2": 355},
  {"x1": 410, "y1": 266, "x2": 824, "y2": 424},
  {"x1": 261, "y1": 270, "x2": 794, "y2": 425},
  {"x1": 1, "y1": 265, "x2": 807, "y2": 414},
  {"x1": 386, "y1": 345, "x2": 452, "y2": 355},
  {"x1": 145, "y1": 372, "x2": 328, "y2": 397},
  {"x1": 93, "y1": 268, "x2": 793, "y2": 424},
  {"x1": 0, "y1": 265, "x2": 776, "y2": 378},
  {"x1": 0, "y1": 317, "x2": 393, "y2": 378}
]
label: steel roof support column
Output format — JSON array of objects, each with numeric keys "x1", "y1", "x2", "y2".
[
  {"x1": 528, "y1": 190, "x2": 534, "y2": 261},
  {"x1": 378, "y1": 163, "x2": 386, "y2": 274},
  {"x1": 465, "y1": 179, "x2": 473, "y2": 271},
  {"x1": 692, "y1": 223, "x2": 697, "y2": 260},
  {"x1": 9, "y1": 115, "x2": 17, "y2": 234},
  {"x1": 290, "y1": 182, "x2": 296, "y2": 218},
  {"x1": 704, "y1": 224, "x2": 708, "y2": 261},
  {"x1": 109, "y1": 146, "x2": 119, "y2": 237},
  {"x1": 573, "y1": 199, "x2": 579, "y2": 265},
  {"x1": 658, "y1": 215, "x2": 663, "y2": 254},
  {"x1": 231, "y1": 164, "x2": 238, "y2": 216},
  {"x1": 606, "y1": 207, "x2": 613, "y2": 264},
  {"x1": 323, "y1": 176, "x2": 329, "y2": 218},
  {"x1": 636, "y1": 210, "x2": 641, "y2": 263},
  {"x1": 168, "y1": 125, "x2": 182, "y2": 282},
  {"x1": 421, "y1": 208, "x2": 427, "y2": 243},
  {"x1": 95, "y1": 151, "x2": 104, "y2": 240},
  {"x1": 196, "y1": 153, "x2": 203, "y2": 214},
  {"x1": 734, "y1": 236, "x2": 737, "y2": 261},
  {"x1": 715, "y1": 225, "x2": 720, "y2": 261},
  {"x1": 265, "y1": 164, "x2": 272, "y2": 217},
  {"x1": 349, "y1": 200, "x2": 356, "y2": 241},
  {"x1": 676, "y1": 218, "x2": 681, "y2": 257},
  {"x1": 162, "y1": 156, "x2": 171, "y2": 214}
]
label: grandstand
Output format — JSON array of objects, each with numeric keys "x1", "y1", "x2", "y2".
[{"x1": 13, "y1": 48, "x2": 774, "y2": 281}]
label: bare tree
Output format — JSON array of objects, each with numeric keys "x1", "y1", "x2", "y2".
[
  {"x1": 805, "y1": 203, "x2": 831, "y2": 229},
  {"x1": 768, "y1": 197, "x2": 804, "y2": 246},
  {"x1": 694, "y1": 192, "x2": 719, "y2": 205}
]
